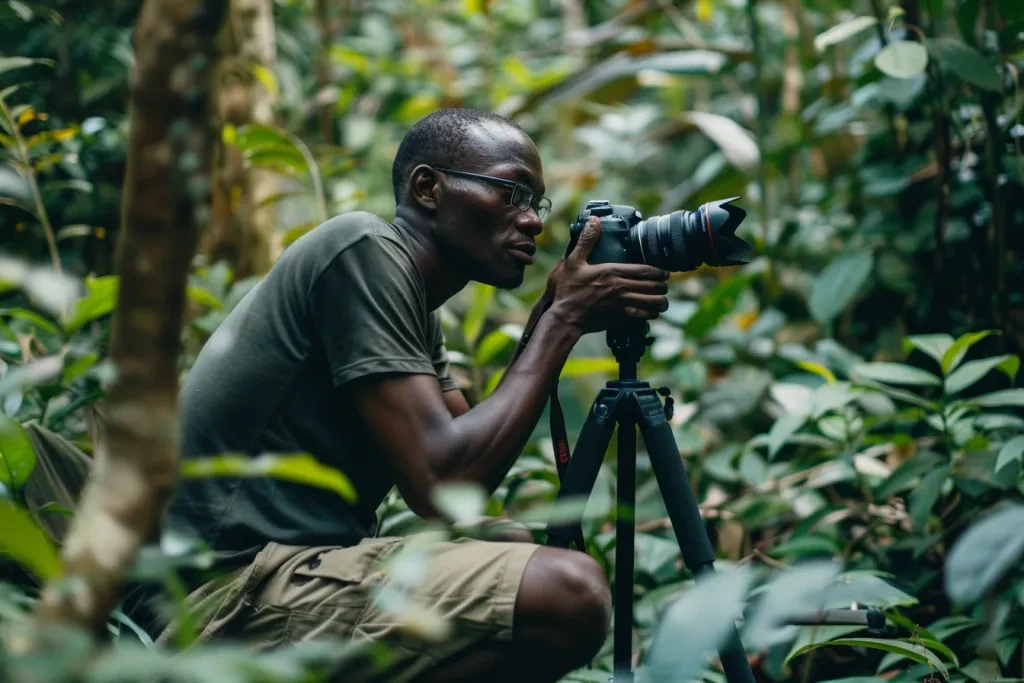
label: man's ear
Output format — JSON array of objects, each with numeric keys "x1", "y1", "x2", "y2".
[{"x1": 408, "y1": 164, "x2": 440, "y2": 212}]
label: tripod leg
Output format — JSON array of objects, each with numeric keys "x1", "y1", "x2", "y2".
[
  {"x1": 639, "y1": 418, "x2": 756, "y2": 683},
  {"x1": 545, "y1": 392, "x2": 616, "y2": 550},
  {"x1": 613, "y1": 418, "x2": 635, "y2": 683}
]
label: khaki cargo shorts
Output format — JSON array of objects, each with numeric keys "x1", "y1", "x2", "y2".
[
  {"x1": 16, "y1": 421, "x2": 542, "y2": 682},
  {"x1": 154, "y1": 534, "x2": 541, "y2": 683}
]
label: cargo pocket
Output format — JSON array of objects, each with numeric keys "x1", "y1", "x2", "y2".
[{"x1": 285, "y1": 538, "x2": 400, "y2": 612}]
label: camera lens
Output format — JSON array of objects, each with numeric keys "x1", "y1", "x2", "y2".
[{"x1": 629, "y1": 198, "x2": 750, "y2": 272}]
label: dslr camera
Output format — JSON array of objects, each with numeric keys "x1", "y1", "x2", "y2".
[{"x1": 565, "y1": 198, "x2": 750, "y2": 271}]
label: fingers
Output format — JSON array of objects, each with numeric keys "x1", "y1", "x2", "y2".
[
  {"x1": 615, "y1": 278, "x2": 669, "y2": 295},
  {"x1": 620, "y1": 292, "x2": 669, "y2": 320},
  {"x1": 567, "y1": 217, "x2": 601, "y2": 264},
  {"x1": 608, "y1": 263, "x2": 671, "y2": 281}
]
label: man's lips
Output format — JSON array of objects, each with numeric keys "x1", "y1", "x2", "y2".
[{"x1": 508, "y1": 243, "x2": 536, "y2": 265}]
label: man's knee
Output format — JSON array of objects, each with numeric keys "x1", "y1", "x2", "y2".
[{"x1": 515, "y1": 548, "x2": 612, "y2": 660}]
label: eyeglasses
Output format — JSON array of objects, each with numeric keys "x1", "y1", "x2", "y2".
[{"x1": 433, "y1": 167, "x2": 551, "y2": 221}]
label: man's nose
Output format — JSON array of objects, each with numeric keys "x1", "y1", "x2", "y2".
[{"x1": 520, "y1": 210, "x2": 544, "y2": 236}]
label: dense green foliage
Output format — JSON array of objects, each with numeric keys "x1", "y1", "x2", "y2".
[{"x1": 2, "y1": 0, "x2": 1024, "y2": 681}]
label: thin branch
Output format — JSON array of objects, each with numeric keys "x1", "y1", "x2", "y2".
[{"x1": 0, "y1": 98, "x2": 62, "y2": 278}]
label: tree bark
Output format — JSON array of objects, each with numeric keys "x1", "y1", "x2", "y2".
[
  {"x1": 202, "y1": 0, "x2": 278, "y2": 279},
  {"x1": 29, "y1": 0, "x2": 227, "y2": 635}
]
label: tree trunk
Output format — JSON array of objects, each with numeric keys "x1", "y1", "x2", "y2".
[
  {"x1": 202, "y1": 0, "x2": 278, "y2": 279},
  {"x1": 29, "y1": 0, "x2": 227, "y2": 635}
]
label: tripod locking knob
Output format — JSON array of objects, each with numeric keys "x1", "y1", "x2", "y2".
[{"x1": 658, "y1": 387, "x2": 674, "y2": 420}]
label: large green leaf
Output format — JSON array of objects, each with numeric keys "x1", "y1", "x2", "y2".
[
  {"x1": 642, "y1": 567, "x2": 754, "y2": 683},
  {"x1": 926, "y1": 37, "x2": 1003, "y2": 91},
  {"x1": 995, "y1": 435, "x2": 1024, "y2": 474},
  {"x1": 808, "y1": 250, "x2": 874, "y2": 326},
  {"x1": 850, "y1": 362, "x2": 942, "y2": 387},
  {"x1": 0, "y1": 56, "x2": 55, "y2": 78},
  {"x1": 680, "y1": 112, "x2": 759, "y2": 173},
  {"x1": 0, "y1": 498, "x2": 62, "y2": 580},
  {"x1": 180, "y1": 453, "x2": 357, "y2": 502},
  {"x1": 462, "y1": 282, "x2": 495, "y2": 346},
  {"x1": 0, "y1": 414, "x2": 35, "y2": 490},
  {"x1": 814, "y1": 16, "x2": 879, "y2": 52},
  {"x1": 942, "y1": 330, "x2": 997, "y2": 373},
  {"x1": 875, "y1": 41, "x2": 929, "y2": 79},
  {"x1": 970, "y1": 389, "x2": 1024, "y2": 408},
  {"x1": 945, "y1": 354, "x2": 1019, "y2": 394},
  {"x1": 904, "y1": 334, "x2": 954, "y2": 365},
  {"x1": 63, "y1": 275, "x2": 118, "y2": 335},
  {"x1": 790, "y1": 638, "x2": 948, "y2": 678},
  {"x1": 945, "y1": 504, "x2": 1024, "y2": 604},
  {"x1": 683, "y1": 272, "x2": 755, "y2": 339}
]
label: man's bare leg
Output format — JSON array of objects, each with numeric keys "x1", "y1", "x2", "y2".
[{"x1": 414, "y1": 547, "x2": 612, "y2": 683}]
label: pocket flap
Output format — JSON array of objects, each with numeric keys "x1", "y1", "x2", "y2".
[{"x1": 291, "y1": 539, "x2": 396, "y2": 585}]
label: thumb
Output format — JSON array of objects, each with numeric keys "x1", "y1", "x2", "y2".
[{"x1": 569, "y1": 217, "x2": 601, "y2": 264}]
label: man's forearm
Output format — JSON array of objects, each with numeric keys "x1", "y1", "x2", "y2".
[{"x1": 442, "y1": 306, "x2": 578, "y2": 490}]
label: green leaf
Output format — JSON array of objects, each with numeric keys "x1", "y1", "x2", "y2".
[
  {"x1": 791, "y1": 638, "x2": 948, "y2": 677},
  {"x1": 850, "y1": 362, "x2": 942, "y2": 387},
  {"x1": 797, "y1": 360, "x2": 837, "y2": 384},
  {"x1": 0, "y1": 498, "x2": 62, "y2": 580},
  {"x1": 63, "y1": 275, "x2": 118, "y2": 335},
  {"x1": 945, "y1": 504, "x2": 1024, "y2": 604},
  {"x1": 814, "y1": 16, "x2": 879, "y2": 52},
  {"x1": 942, "y1": 329, "x2": 997, "y2": 373},
  {"x1": 462, "y1": 283, "x2": 495, "y2": 346},
  {"x1": 1, "y1": 307, "x2": 61, "y2": 337},
  {"x1": 945, "y1": 354, "x2": 1017, "y2": 394},
  {"x1": 560, "y1": 357, "x2": 619, "y2": 377},
  {"x1": 679, "y1": 112, "x2": 760, "y2": 173},
  {"x1": 644, "y1": 567, "x2": 754, "y2": 683},
  {"x1": 180, "y1": 453, "x2": 357, "y2": 502},
  {"x1": 874, "y1": 41, "x2": 929, "y2": 79},
  {"x1": 971, "y1": 389, "x2": 1024, "y2": 408},
  {"x1": 995, "y1": 435, "x2": 1024, "y2": 474},
  {"x1": 904, "y1": 334, "x2": 954, "y2": 365},
  {"x1": 767, "y1": 413, "x2": 807, "y2": 459},
  {"x1": 808, "y1": 250, "x2": 874, "y2": 326},
  {"x1": 876, "y1": 450, "x2": 944, "y2": 499},
  {"x1": 431, "y1": 481, "x2": 486, "y2": 524},
  {"x1": 186, "y1": 285, "x2": 222, "y2": 310},
  {"x1": 0, "y1": 56, "x2": 55, "y2": 78},
  {"x1": 683, "y1": 273, "x2": 755, "y2": 339},
  {"x1": 909, "y1": 466, "x2": 949, "y2": 531},
  {"x1": 474, "y1": 328, "x2": 515, "y2": 366},
  {"x1": 0, "y1": 414, "x2": 35, "y2": 490},
  {"x1": 61, "y1": 352, "x2": 98, "y2": 384},
  {"x1": 926, "y1": 37, "x2": 1003, "y2": 91}
]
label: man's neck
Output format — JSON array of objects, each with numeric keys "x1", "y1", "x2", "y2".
[{"x1": 393, "y1": 205, "x2": 468, "y2": 311}]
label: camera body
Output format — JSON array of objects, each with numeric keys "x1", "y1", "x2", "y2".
[{"x1": 565, "y1": 198, "x2": 750, "y2": 273}]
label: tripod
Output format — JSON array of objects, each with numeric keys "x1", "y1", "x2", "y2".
[
  {"x1": 542, "y1": 319, "x2": 755, "y2": 683},
  {"x1": 541, "y1": 319, "x2": 887, "y2": 683}
]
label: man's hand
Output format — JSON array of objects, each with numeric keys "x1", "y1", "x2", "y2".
[{"x1": 548, "y1": 217, "x2": 670, "y2": 333}]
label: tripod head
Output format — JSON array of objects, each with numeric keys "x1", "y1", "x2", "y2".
[{"x1": 606, "y1": 318, "x2": 652, "y2": 378}]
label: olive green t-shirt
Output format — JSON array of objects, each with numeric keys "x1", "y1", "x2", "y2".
[{"x1": 165, "y1": 211, "x2": 457, "y2": 568}]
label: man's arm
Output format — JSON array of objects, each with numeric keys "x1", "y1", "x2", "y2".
[
  {"x1": 351, "y1": 219, "x2": 668, "y2": 518},
  {"x1": 351, "y1": 307, "x2": 580, "y2": 516}
]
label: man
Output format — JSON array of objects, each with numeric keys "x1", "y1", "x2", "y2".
[{"x1": 151, "y1": 108, "x2": 670, "y2": 682}]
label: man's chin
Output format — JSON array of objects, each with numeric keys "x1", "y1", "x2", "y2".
[{"x1": 479, "y1": 267, "x2": 526, "y2": 291}]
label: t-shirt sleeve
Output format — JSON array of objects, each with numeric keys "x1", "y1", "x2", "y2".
[
  {"x1": 310, "y1": 235, "x2": 440, "y2": 388},
  {"x1": 429, "y1": 312, "x2": 459, "y2": 393}
]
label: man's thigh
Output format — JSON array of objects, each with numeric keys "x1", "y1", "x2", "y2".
[{"x1": 210, "y1": 534, "x2": 541, "y2": 682}]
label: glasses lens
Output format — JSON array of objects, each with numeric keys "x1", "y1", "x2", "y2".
[
  {"x1": 511, "y1": 184, "x2": 532, "y2": 211},
  {"x1": 536, "y1": 197, "x2": 551, "y2": 221}
]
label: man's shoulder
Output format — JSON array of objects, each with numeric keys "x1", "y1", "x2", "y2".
[{"x1": 286, "y1": 211, "x2": 411, "y2": 275}]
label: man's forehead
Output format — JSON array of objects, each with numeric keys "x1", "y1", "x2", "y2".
[{"x1": 463, "y1": 121, "x2": 543, "y2": 183}]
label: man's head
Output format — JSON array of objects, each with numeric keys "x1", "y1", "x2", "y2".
[{"x1": 392, "y1": 108, "x2": 549, "y2": 289}]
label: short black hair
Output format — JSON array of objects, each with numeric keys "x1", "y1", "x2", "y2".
[{"x1": 391, "y1": 108, "x2": 527, "y2": 204}]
